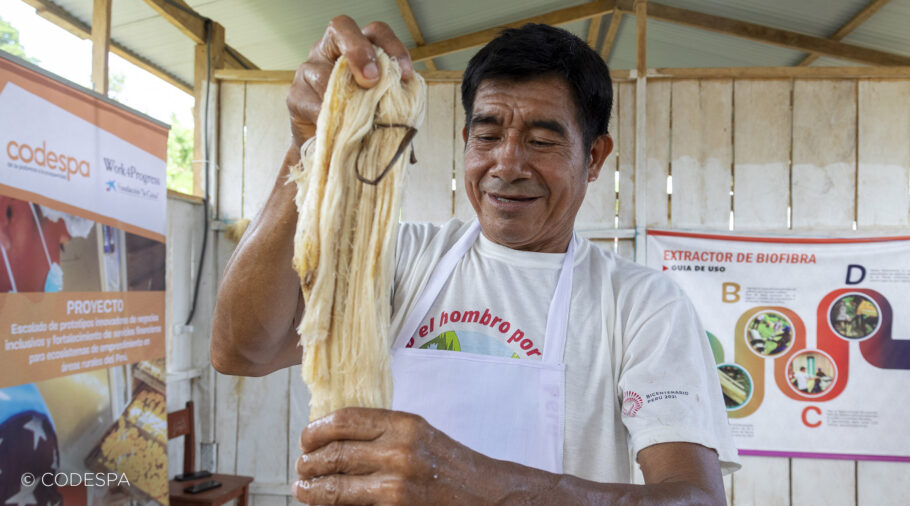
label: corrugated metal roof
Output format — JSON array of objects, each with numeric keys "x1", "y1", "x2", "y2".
[{"x1": 17, "y1": 0, "x2": 910, "y2": 90}]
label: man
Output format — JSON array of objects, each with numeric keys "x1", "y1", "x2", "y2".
[
  {"x1": 212, "y1": 17, "x2": 738, "y2": 505},
  {"x1": 795, "y1": 366, "x2": 810, "y2": 392}
]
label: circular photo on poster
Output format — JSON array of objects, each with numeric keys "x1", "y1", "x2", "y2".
[
  {"x1": 829, "y1": 293, "x2": 880, "y2": 341},
  {"x1": 717, "y1": 363, "x2": 753, "y2": 411},
  {"x1": 786, "y1": 350, "x2": 838, "y2": 397},
  {"x1": 744, "y1": 311, "x2": 794, "y2": 357}
]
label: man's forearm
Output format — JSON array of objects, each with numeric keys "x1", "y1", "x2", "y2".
[
  {"x1": 211, "y1": 144, "x2": 305, "y2": 376},
  {"x1": 472, "y1": 457, "x2": 723, "y2": 506}
]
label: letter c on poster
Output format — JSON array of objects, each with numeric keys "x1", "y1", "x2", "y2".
[{"x1": 802, "y1": 406, "x2": 822, "y2": 428}]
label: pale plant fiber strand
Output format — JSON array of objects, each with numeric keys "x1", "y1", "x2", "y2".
[{"x1": 289, "y1": 49, "x2": 426, "y2": 421}]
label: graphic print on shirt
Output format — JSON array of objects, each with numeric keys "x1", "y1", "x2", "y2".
[{"x1": 406, "y1": 306, "x2": 543, "y2": 359}]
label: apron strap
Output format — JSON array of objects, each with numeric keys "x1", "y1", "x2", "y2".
[
  {"x1": 541, "y1": 233, "x2": 575, "y2": 365},
  {"x1": 393, "y1": 221, "x2": 482, "y2": 348}
]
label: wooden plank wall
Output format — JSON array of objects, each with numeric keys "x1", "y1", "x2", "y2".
[{"x1": 207, "y1": 77, "x2": 910, "y2": 505}]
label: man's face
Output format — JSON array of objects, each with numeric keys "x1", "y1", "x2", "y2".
[{"x1": 462, "y1": 76, "x2": 611, "y2": 253}]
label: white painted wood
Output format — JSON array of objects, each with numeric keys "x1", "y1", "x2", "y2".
[
  {"x1": 645, "y1": 80, "x2": 670, "y2": 228},
  {"x1": 857, "y1": 80, "x2": 910, "y2": 229},
  {"x1": 287, "y1": 365, "x2": 311, "y2": 493},
  {"x1": 791, "y1": 80, "x2": 857, "y2": 230},
  {"x1": 618, "y1": 82, "x2": 635, "y2": 230},
  {"x1": 724, "y1": 473, "x2": 733, "y2": 506},
  {"x1": 402, "y1": 83, "x2": 455, "y2": 223},
  {"x1": 792, "y1": 458, "x2": 855, "y2": 506},
  {"x1": 214, "y1": 372, "x2": 240, "y2": 473},
  {"x1": 733, "y1": 80, "x2": 791, "y2": 230},
  {"x1": 617, "y1": 239, "x2": 635, "y2": 260},
  {"x1": 855, "y1": 80, "x2": 910, "y2": 506},
  {"x1": 453, "y1": 85, "x2": 473, "y2": 222},
  {"x1": 243, "y1": 83, "x2": 292, "y2": 219},
  {"x1": 858, "y1": 460, "x2": 910, "y2": 506},
  {"x1": 578, "y1": 83, "x2": 618, "y2": 230},
  {"x1": 732, "y1": 455, "x2": 790, "y2": 506},
  {"x1": 670, "y1": 79, "x2": 733, "y2": 229},
  {"x1": 219, "y1": 82, "x2": 246, "y2": 222},
  {"x1": 235, "y1": 371, "x2": 290, "y2": 493}
]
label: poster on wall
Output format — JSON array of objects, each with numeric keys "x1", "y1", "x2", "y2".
[
  {"x1": 647, "y1": 229, "x2": 910, "y2": 462},
  {"x1": 0, "y1": 52, "x2": 168, "y2": 504}
]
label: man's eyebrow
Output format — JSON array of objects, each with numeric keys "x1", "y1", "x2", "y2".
[
  {"x1": 469, "y1": 114, "x2": 501, "y2": 127},
  {"x1": 529, "y1": 119, "x2": 567, "y2": 138}
]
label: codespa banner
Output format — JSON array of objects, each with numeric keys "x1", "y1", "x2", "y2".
[
  {"x1": 647, "y1": 229, "x2": 910, "y2": 462},
  {"x1": 0, "y1": 52, "x2": 168, "y2": 504}
]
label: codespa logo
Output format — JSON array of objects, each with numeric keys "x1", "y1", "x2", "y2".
[{"x1": 6, "y1": 139, "x2": 91, "y2": 180}]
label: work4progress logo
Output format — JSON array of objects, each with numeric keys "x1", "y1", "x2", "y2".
[{"x1": 102, "y1": 157, "x2": 162, "y2": 201}]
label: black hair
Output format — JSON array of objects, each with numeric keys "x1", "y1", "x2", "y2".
[{"x1": 461, "y1": 23, "x2": 613, "y2": 152}]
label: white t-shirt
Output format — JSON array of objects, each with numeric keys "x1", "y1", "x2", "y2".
[{"x1": 391, "y1": 219, "x2": 740, "y2": 483}]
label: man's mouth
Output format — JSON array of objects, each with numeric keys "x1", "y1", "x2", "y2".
[{"x1": 486, "y1": 193, "x2": 539, "y2": 209}]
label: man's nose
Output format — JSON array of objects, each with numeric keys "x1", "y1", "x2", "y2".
[{"x1": 490, "y1": 134, "x2": 530, "y2": 182}]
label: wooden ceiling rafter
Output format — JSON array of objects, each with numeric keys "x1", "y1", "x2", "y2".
[
  {"x1": 586, "y1": 15, "x2": 603, "y2": 49},
  {"x1": 20, "y1": 0, "x2": 193, "y2": 94},
  {"x1": 395, "y1": 0, "x2": 437, "y2": 71},
  {"x1": 90, "y1": 0, "x2": 112, "y2": 94},
  {"x1": 614, "y1": 0, "x2": 910, "y2": 66},
  {"x1": 141, "y1": 0, "x2": 257, "y2": 70},
  {"x1": 408, "y1": 0, "x2": 615, "y2": 62},
  {"x1": 798, "y1": 0, "x2": 892, "y2": 66},
  {"x1": 600, "y1": 12, "x2": 623, "y2": 63}
]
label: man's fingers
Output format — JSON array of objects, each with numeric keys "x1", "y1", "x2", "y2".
[
  {"x1": 362, "y1": 21, "x2": 413, "y2": 81},
  {"x1": 300, "y1": 407, "x2": 389, "y2": 453},
  {"x1": 317, "y1": 15, "x2": 380, "y2": 88},
  {"x1": 296, "y1": 441, "x2": 380, "y2": 478},
  {"x1": 293, "y1": 474, "x2": 405, "y2": 505}
]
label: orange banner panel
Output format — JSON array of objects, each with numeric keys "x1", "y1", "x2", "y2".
[{"x1": 0, "y1": 291, "x2": 165, "y2": 388}]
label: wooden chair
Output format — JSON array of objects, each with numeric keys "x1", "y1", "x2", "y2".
[{"x1": 168, "y1": 401, "x2": 254, "y2": 506}]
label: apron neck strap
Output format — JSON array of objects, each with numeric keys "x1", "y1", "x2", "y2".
[{"x1": 541, "y1": 234, "x2": 575, "y2": 364}]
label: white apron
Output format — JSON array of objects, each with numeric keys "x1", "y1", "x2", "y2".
[{"x1": 391, "y1": 221, "x2": 575, "y2": 473}]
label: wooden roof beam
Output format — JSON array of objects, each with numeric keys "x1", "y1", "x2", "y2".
[
  {"x1": 600, "y1": 12, "x2": 623, "y2": 62},
  {"x1": 142, "y1": 0, "x2": 257, "y2": 70},
  {"x1": 21, "y1": 0, "x2": 193, "y2": 94},
  {"x1": 615, "y1": 0, "x2": 910, "y2": 66},
  {"x1": 395, "y1": 0, "x2": 437, "y2": 71},
  {"x1": 409, "y1": 0, "x2": 616, "y2": 62},
  {"x1": 586, "y1": 15, "x2": 603, "y2": 49},
  {"x1": 798, "y1": 0, "x2": 892, "y2": 66}
]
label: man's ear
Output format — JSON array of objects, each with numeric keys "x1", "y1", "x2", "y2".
[
  {"x1": 462, "y1": 126, "x2": 468, "y2": 143},
  {"x1": 586, "y1": 133, "x2": 614, "y2": 182}
]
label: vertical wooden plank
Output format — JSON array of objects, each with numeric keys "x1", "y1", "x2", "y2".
[
  {"x1": 214, "y1": 372, "x2": 240, "y2": 473},
  {"x1": 243, "y1": 83, "x2": 292, "y2": 219},
  {"x1": 577, "y1": 84, "x2": 618, "y2": 230},
  {"x1": 733, "y1": 80, "x2": 791, "y2": 230},
  {"x1": 791, "y1": 80, "x2": 857, "y2": 230},
  {"x1": 618, "y1": 82, "x2": 635, "y2": 229},
  {"x1": 728, "y1": 79, "x2": 793, "y2": 506},
  {"x1": 236, "y1": 370, "x2": 290, "y2": 505},
  {"x1": 218, "y1": 82, "x2": 246, "y2": 222},
  {"x1": 453, "y1": 85, "x2": 474, "y2": 222},
  {"x1": 645, "y1": 80, "x2": 670, "y2": 228},
  {"x1": 724, "y1": 473, "x2": 732, "y2": 506},
  {"x1": 858, "y1": 461, "x2": 910, "y2": 506},
  {"x1": 90, "y1": 0, "x2": 112, "y2": 95},
  {"x1": 788, "y1": 79, "x2": 857, "y2": 505},
  {"x1": 287, "y1": 365, "x2": 311, "y2": 494},
  {"x1": 855, "y1": 80, "x2": 910, "y2": 506},
  {"x1": 857, "y1": 80, "x2": 910, "y2": 229},
  {"x1": 733, "y1": 455, "x2": 791, "y2": 505},
  {"x1": 670, "y1": 79, "x2": 733, "y2": 229},
  {"x1": 402, "y1": 83, "x2": 455, "y2": 223},
  {"x1": 792, "y1": 458, "x2": 855, "y2": 506}
]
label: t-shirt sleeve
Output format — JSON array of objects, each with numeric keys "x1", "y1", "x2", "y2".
[{"x1": 616, "y1": 278, "x2": 741, "y2": 475}]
